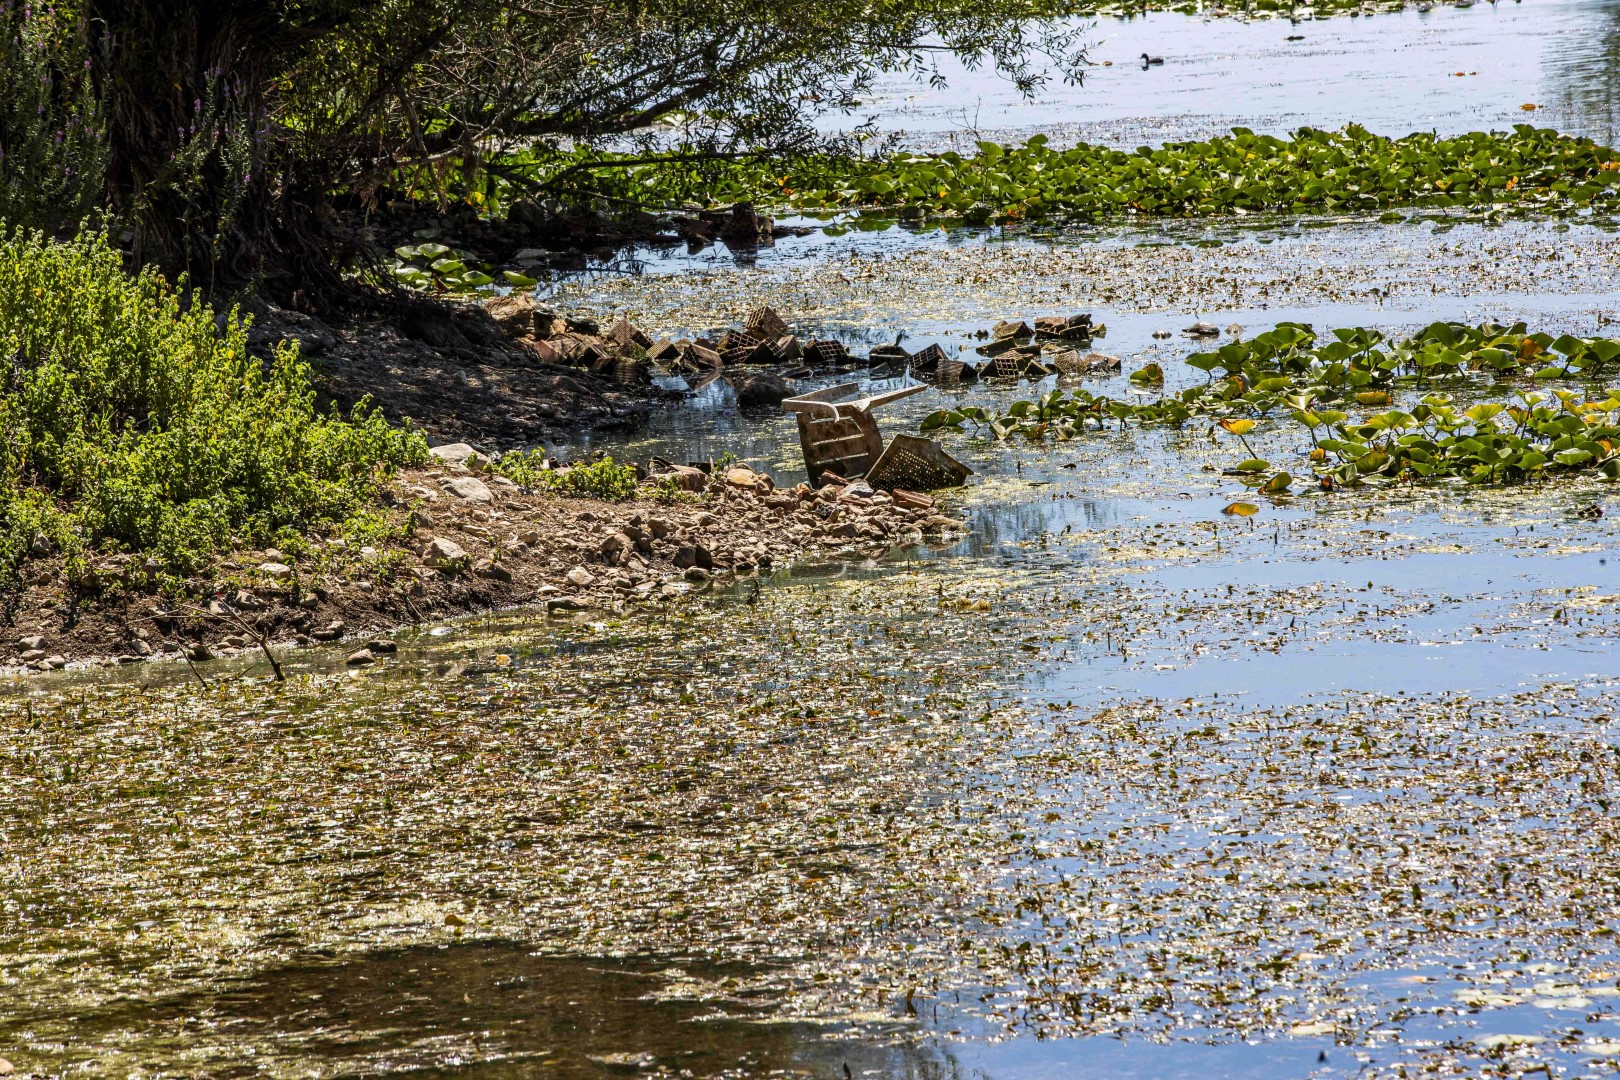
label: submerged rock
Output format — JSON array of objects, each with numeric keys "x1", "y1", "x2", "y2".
[{"x1": 726, "y1": 371, "x2": 794, "y2": 408}]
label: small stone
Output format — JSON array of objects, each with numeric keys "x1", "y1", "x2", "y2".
[
  {"x1": 566, "y1": 566, "x2": 597, "y2": 588},
  {"x1": 313, "y1": 620, "x2": 346, "y2": 642},
  {"x1": 258, "y1": 561, "x2": 293, "y2": 579},
  {"x1": 18, "y1": 649, "x2": 45, "y2": 663},
  {"x1": 367, "y1": 639, "x2": 398, "y2": 654},
  {"x1": 346, "y1": 648, "x2": 375, "y2": 666},
  {"x1": 131, "y1": 638, "x2": 152, "y2": 657},
  {"x1": 43, "y1": 655, "x2": 66, "y2": 669},
  {"x1": 725, "y1": 466, "x2": 760, "y2": 488},
  {"x1": 17, "y1": 635, "x2": 44, "y2": 651},
  {"x1": 421, "y1": 537, "x2": 469, "y2": 568},
  {"x1": 684, "y1": 566, "x2": 711, "y2": 583},
  {"x1": 186, "y1": 645, "x2": 211, "y2": 662},
  {"x1": 473, "y1": 558, "x2": 514, "y2": 583},
  {"x1": 445, "y1": 476, "x2": 494, "y2": 502},
  {"x1": 547, "y1": 597, "x2": 586, "y2": 612},
  {"x1": 672, "y1": 544, "x2": 713, "y2": 570},
  {"x1": 696, "y1": 512, "x2": 719, "y2": 527},
  {"x1": 647, "y1": 518, "x2": 673, "y2": 540}
]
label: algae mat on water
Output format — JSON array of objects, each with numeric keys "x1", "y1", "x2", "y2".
[{"x1": 2, "y1": 479, "x2": 1620, "y2": 1076}]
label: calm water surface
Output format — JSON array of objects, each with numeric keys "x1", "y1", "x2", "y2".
[{"x1": 8, "y1": 7, "x2": 1620, "y2": 1078}]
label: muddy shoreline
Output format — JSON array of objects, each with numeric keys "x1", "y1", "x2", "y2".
[{"x1": 1, "y1": 458, "x2": 966, "y2": 676}]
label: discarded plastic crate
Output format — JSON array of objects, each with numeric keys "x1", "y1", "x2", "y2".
[
  {"x1": 866, "y1": 433, "x2": 972, "y2": 492},
  {"x1": 781, "y1": 382, "x2": 970, "y2": 490},
  {"x1": 780, "y1": 382, "x2": 927, "y2": 484}
]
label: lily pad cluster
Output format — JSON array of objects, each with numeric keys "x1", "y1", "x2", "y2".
[
  {"x1": 536, "y1": 125, "x2": 1620, "y2": 226},
  {"x1": 1068, "y1": 0, "x2": 1481, "y2": 13},
  {"x1": 921, "y1": 319, "x2": 1620, "y2": 489},
  {"x1": 390, "y1": 240, "x2": 538, "y2": 294},
  {"x1": 800, "y1": 125, "x2": 1620, "y2": 223}
]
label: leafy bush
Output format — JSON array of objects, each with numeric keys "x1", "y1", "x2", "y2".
[
  {"x1": 0, "y1": 229, "x2": 427, "y2": 583},
  {"x1": 491, "y1": 448, "x2": 548, "y2": 487},
  {"x1": 0, "y1": 1, "x2": 105, "y2": 233},
  {"x1": 535, "y1": 456, "x2": 639, "y2": 501}
]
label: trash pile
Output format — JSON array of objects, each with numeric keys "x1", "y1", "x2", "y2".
[
  {"x1": 481, "y1": 296, "x2": 1119, "y2": 407},
  {"x1": 781, "y1": 382, "x2": 971, "y2": 490},
  {"x1": 932, "y1": 315, "x2": 1121, "y2": 384}
]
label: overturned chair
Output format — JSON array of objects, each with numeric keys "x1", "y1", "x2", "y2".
[{"x1": 781, "y1": 382, "x2": 971, "y2": 490}]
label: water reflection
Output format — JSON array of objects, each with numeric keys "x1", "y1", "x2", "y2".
[
  {"x1": 15, "y1": 944, "x2": 967, "y2": 1077},
  {"x1": 840, "y1": 0, "x2": 1620, "y2": 148}
]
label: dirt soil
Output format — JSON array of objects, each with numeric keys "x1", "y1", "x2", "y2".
[
  {"x1": 246, "y1": 297, "x2": 675, "y2": 449},
  {"x1": 1, "y1": 462, "x2": 967, "y2": 675}
]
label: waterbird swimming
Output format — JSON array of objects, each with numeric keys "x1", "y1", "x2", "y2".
[{"x1": 1141, "y1": 52, "x2": 1164, "y2": 66}]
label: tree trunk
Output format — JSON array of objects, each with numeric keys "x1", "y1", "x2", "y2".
[{"x1": 88, "y1": 1, "x2": 344, "y2": 305}]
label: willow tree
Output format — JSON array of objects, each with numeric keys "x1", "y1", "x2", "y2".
[{"x1": 79, "y1": 0, "x2": 1087, "y2": 303}]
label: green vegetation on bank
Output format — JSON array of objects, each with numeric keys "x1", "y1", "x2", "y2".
[
  {"x1": 1066, "y1": 0, "x2": 1479, "y2": 14},
  {"x1": 921, "y1": 321, "x2": 1620, "y2": 488},
  {"x1": 534, "y1": 125, "x2": 1620, "y2": 225},
  {"x1": 0, "y1": 231, "x2": 427, "y2": 587}
]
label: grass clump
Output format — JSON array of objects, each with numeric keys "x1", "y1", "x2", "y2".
[
  {"x1": 538, "y1": 456, "x2": 640, "y2": 501},
  {"x1": 492, "y1": 449, "x2": 640, "y2": 501},
  {"x1": 0, "y1": 230, "x2": 427, "y2": 585}
]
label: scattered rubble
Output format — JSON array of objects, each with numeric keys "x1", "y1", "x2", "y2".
[{"x1": 0, "y1": 452, "x2": 971, "y2": 675}]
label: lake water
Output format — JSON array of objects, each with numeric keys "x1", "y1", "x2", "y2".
[
  {"x1": 838, "y1": 0, "x2": 1620, "y2": 149},
  {"x1": 6, "y1": 4, "x2": 1620, "y2": 1078}
]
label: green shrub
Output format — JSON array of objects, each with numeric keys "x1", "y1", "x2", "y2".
[
  {"x1": 490, "y1": 447, "x2": 549, "y2": 488},
  {"x1": 0, "y1": 2, "x2": 106, "y2": 233},
  {"x1": 0, "y1": 229, "x2": 427, "y2": 584},
  {"x1": 535, "y1": 456, "x2": 639, "y2": 501},
  {"x1": 494, "y1": 449, "x2": 641, "y2": 501}
]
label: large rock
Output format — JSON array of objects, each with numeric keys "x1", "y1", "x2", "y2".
[
  {"x1": 726, "y1": 371, "x2": 794, "y2": 408},
  {"x1": 444, "y1": 476, "x2": 494, "y2": 503},
  {"x1": 421, "y1": 537, "x2": 469, "y2": 568},
  {"x1": 429, "y1": 442, "x2": 487, "y2": 468},
  {"x1": 673, "y1": 544, "x2": 713, "y2": 571},
  {"x1": 481, "y1": 294, "x2": 539, "y2": 340}
]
